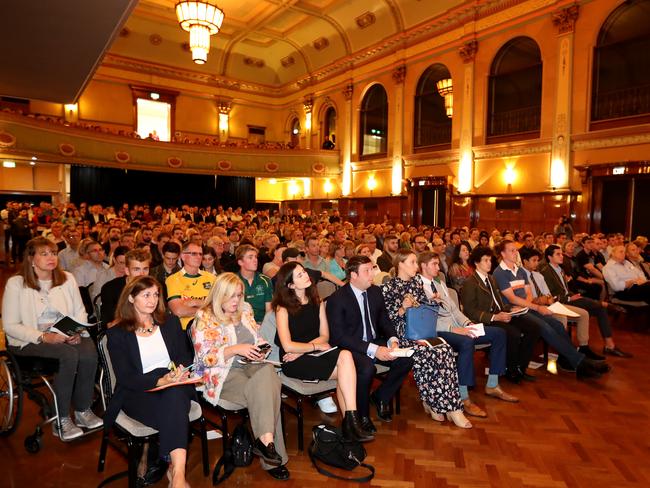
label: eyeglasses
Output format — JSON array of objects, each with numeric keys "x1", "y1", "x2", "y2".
[{"x1": 183, "y1": 252, "x2": 203, "y2": 257}]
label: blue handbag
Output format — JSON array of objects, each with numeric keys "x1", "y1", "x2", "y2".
[{"x1": 404, "y1": 303, "x2": 439, "y2": 341}]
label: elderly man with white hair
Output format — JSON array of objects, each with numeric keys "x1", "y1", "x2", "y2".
[{"x1": 603, "y1": 245, "x2": 650, "y2": 303}]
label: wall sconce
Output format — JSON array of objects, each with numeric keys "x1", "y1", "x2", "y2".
[
  {"x1": 305, "y1": 112, "x2": 312, "y2": 131},
  {"x1": 64, "y1": 103, "x2": 78, "y2": 122},
  {"x1": 342, "y1": 160, "x2": 352, "y2": 196},
  {"x1": 218, "y1": 113, "x2": 228, "y2": 133},
  {"x1": 324, "y1": 179, "x2": 333, "y2": 198},
  {"x1": 391, "y1": 159, "x2": 402, "y2": 196},
  {"x1": 436, "y1": 78, "x2": 453, "y2": 118},
  {"x1": 269, "y1": 178, "x2": 277, "y2": 185},
  {"x1": 458, "y1": 151, "x2": 473, "y2": 193},
  {"x1": 288, "y1": 179, "x2": 299, "y2": 198},
  {"x1": 550, "y1": 158, "x2": 567, "y2": 188},
  {"x1": 367, "y1": 174, "x2": 377, "y2": 196},
  {"x1": 302, "y1": 178, "x2": 312, "y2": 198},
  {"x1": 504, "y1": 165, "x2": 516, "y2": 186}
]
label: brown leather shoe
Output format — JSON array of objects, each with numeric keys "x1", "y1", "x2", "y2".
[
  {"x1": 462, "y1": 399, "x2": 487, "y2": 418},
  {"x1": 485, "y1": 386, "x2": 519, "y2": 403}
]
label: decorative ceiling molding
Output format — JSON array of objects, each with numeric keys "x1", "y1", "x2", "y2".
[
  {"x1": 473, "y1": 140, "x2": 552, "y2": 159},
  {"x1": 355, "y1": 12, "x2": 376, "y2": 29}
]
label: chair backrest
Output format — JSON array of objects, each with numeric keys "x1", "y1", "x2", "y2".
[
  {"x1": 316, "y1": 280, "x2": 337, "y2": 300},
  {"x1": 79, "y1": 285, "x2": 95, "y2": 318},
  {"x1": 447, "y1": 287, "x2": 460, "y2": 309},
  {"x1": 97, "y1": 333, "x2": 117, "y2": 406},
  {"x1": 259, "y1": 310, "x2": 280, "y2": 363}
]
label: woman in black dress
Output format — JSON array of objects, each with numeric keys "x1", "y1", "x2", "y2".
[{"x1": 273, "y1": 262, "x2": 373, "y2": 442}]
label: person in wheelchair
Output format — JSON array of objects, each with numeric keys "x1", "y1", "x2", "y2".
[
  {"x1": 2, "y1": 237, "x2": 102, "y2": 441},
  {"x1": 105, "y1": 275, "x2": 195, "y2": 488}
]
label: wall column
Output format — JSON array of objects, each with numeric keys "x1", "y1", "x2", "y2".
[
  {"x1": 341, "y1": 82, "x2": 353, "y2": 196},
  {"x1": 550, "y1": 5, "x2": 579, "y2": 190},
  {"x1": 303, "y1": 95, "x2": 314, "y2": 150},
  {"x1": 391, "y1": 65, "x2": 406, "y2": 196},
  {"x1": 457, "y1": 39, "x2": 478, "y2": 193}
]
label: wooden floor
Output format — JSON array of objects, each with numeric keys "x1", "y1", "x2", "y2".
[{"x1": 1, "y1": 262, "x2": 649, "y2": 488}]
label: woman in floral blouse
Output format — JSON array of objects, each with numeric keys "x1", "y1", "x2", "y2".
[
  {"x1": 381, "y1": 249, "x2": 471, "y2": 429},
  {"x1": 191, "y1": 272, "x2": 289, "y2": 480}
]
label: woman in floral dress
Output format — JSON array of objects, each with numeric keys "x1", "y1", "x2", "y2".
[{"x1": 381, "y1": 250, "x2": 471, "y2": 428}]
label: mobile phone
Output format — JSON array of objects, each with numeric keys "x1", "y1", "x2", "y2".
[
  {"x1": 257, "y1": 343, "x2": 271, "y2": 353},
  {"x1": 180, "y1": 363, "x2": 194, "y2": 374}
]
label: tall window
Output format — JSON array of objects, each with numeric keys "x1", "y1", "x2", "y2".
[
  {"x1": 359, "y1": 84, "x2": 388, "y2": 158},
  {"x1": 132, "y1": 86, "x2": 177, "y2": 142},
  {"x1": 487, "y1": 37, "x2": 542, "y2": 141},
  {"x1": 413, "y1": 64, "x2": 452, "y2": 149},
  {"x1": 136, "y1": 99, "x2": 171, "y2": 141},
  {"x1": 290, "y1": 118, "x2": 300, "y2": 148},
  {"x1": 324, "y1": 106, "x2": 337, "y2": 145},
  {"x1": 591, "y1": 0, "x2": 650, "y2": 128}
]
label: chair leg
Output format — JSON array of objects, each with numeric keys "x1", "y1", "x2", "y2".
[
  {"x1": 221, "y1": 413, "x2": 229, "y2": 454},
  {"x1": 395, "y1": 387, "x2": 401, "y2": 415},
  {"x1": 296, "y1": 397, "x2": 304, "y2": 451},
  {"x1": 126, "y1": 438, "x2": 142, "y2": 488},
  {"x1": 199, "y1": 417, "x2": 209, "y2": 477},
  {"x1": 97, "y1": 430, "x2": 109, "y2": 472},
  {"x1": 543, "y1": 341, "x2": 549, "y2": 366}
]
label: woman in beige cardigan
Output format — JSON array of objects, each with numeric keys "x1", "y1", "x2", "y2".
[
  {"x1": 2, "y1": 237, "x2": 101, "y2": 441},
  {"x1": 190, "y1": 272, "x2": 289, "y2": 480}
]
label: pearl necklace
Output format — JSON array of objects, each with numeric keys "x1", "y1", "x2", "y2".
[{"x1": 136, "y1": 325, "x2": 155, "y2": 334}]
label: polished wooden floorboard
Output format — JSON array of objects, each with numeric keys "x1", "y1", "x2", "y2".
[{"x1": 1, "y1": 263, "x2": 649, "y2": 487}]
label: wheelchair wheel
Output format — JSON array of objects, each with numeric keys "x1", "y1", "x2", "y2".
[
  {"x1": 0, "y1": 350, "x2": 23, "y2": 436},
  {"x1": 24, "y1": 433, "x2": 42, "y2": 453}
]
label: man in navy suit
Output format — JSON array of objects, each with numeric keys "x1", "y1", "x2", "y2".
[{"x1": 326, "y1": 256, "x2": 413, "y2": 433}]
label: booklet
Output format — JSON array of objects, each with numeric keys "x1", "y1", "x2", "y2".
[
  {"x1": 49, "y1": 316, "x2": 95, "y2": 337},
  {"x1": 548, "y1": 302, "x2": 580, "y2": 317},
  {"x1": 146, "y1": 376, "x2": 203, "y2": 392},
  {"x1": 389, "y1": 347, "x2": 414, "y2": 358},
  {"x1": 507, "y1": 307, "x2": 529, "y2": 316},
  {"x1": 307, "y1": 346, "x2": 338, "y2": 357},
  {"x1": 466, "y1": 323, "x2": 485, "y2": 337}
]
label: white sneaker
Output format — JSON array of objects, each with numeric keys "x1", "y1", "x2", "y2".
[
  {"x1": 53, "y1": 417, "x2": 84, "y2": 441},
  {"x1": 75, "y1": 409, "x2": 103, "y2": 429},
  {"x1": 316, "y1": 396, "x2": 338, "y2": 414}
]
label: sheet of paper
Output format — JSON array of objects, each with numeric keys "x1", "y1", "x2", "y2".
[{"x1": 548, "y1": 302, "x2": 581, "y2": 317}]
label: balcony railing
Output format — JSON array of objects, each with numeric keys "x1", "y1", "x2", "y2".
[
  {"x1": 591, "y1": 83, "x2": 650, "y2": 121},
  {"x1": 414, "y1": 122, "x2": 452, "y2": 148},
  {"x1": 488, "y1": 105, "x2": 541, "y2": 137}
]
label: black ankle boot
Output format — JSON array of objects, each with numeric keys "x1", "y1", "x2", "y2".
[{"x1": 342, "y1": 411, "x2": 375, "y2": 443}]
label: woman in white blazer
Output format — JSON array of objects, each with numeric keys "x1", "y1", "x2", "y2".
[{"x1": 2, "y1": 237, "x2": 102, "y2": 441}]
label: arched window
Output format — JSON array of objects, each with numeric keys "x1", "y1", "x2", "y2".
[
  {"x1": 591, "y1": 0, "x2": 650, "y2": 128},
  {"x1": 487, "y1": 37, "x2": 542, "y2": 142},
  {"x1": 359, "y1": 84, "x2": 388, "y2": 158},
  {"x1": 322, "y1": 106, "x2": 337, "y2": 148},
  {"x1": 290, "y1": 118, "x2": 300, "y2": 148},
  {"x1": 413, "y1": 64, "x2": 452, "y2": 149}
]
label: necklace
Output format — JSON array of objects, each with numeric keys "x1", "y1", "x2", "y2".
[{"x1": 136, "y1": 325, "x2": 155, "y2": 334}]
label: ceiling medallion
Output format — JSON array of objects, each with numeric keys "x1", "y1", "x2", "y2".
[
  {"x1": 175, "y1": 1, "x2": 225, "y2": 65},
  {"x1": 244, "y1": 57, "x2": 265, "y2": 68},
  {"x1": 356, "y1": 12, "x2": 376, "y2": 29},
  {"x1": 313, "y1": 37, "x2": 329, "y2": 51},
  {"x1": 149, "y1": 34, "x2": 162, "y2": 46},
  {"x1": 281, "y1": 55, "x2": 295, "y2": 68}
]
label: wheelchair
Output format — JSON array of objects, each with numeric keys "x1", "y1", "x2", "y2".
[{"x1": 0, "y1": 345, "x2": 102, "y2": 453}]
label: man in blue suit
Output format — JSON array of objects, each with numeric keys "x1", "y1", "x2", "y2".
[{"x1": 326, "y1": 256, "x2": 413, "y2": 433}]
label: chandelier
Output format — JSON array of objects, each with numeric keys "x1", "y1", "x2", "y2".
[
  {"x1": 175, "y1": 1, "x2": 224, "y2": 64},
  {"x1": 435, "y1": 78, "x2": 453, "y2": 118}
]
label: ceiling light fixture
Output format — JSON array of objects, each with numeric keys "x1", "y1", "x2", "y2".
[
  {"x1": 436, "y1": 78, "x2": 453, "y2": 118},
  {"x1": 176, "y1": 1, "x2": 224, "y2": 65}
]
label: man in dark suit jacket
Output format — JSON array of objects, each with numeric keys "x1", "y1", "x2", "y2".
[
  {"x1": 100, "y1": 248, "x2": 151, "y2": 325},
  {"x1": 461, "y1": 246, "x2": 541, "y2": 383},
  {"x1": 326, "y1": 256, "x2": 413, "y2": 433}
]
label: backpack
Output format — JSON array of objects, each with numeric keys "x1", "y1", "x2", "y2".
[
  {"x1": 212, "y1": 422, "x2": 254, "y2": 485},
  {"x1": 308, "y1": 424, "x2": 375, "y2": 482}
]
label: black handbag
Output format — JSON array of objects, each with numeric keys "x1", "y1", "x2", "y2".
[
  {"x1": 308, "y1": 424, "x2": 375, "y2": 482},
  {"x1": 212, "y1": 422, "x2": 254, "y2": 485}
]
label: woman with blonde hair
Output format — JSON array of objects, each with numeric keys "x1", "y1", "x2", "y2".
[{"x1": 191, "y1": 272, "x2": 289, "y2": 480}]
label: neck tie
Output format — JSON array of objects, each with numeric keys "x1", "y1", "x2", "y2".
[
  {"x1": 529, "y1": 273, "x2": 543, "y2": 298},
  {"x1": 362, "y1": 291, "x2": 374, "y2": 342},
  {"x1": 558, "y1": 269, "x2": 569, "y2": 294},
  {"x1": 485, "y1": 276, "x2": 501, "y2": 312}
]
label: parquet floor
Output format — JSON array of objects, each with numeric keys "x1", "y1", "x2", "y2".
[{"x1": 1, "y1": 262, "x2": 649, "y2": 487}]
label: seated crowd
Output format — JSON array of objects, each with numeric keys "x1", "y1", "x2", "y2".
[{"x1": 2, "y1": 203, "x2": 647, "y2": 487}]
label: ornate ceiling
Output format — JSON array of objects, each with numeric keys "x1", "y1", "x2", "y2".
[{"x1": 109, "y1": 0, "x2": 472, "y2": 92}]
